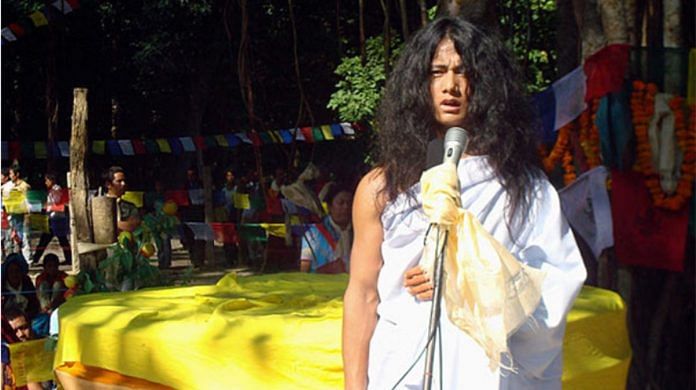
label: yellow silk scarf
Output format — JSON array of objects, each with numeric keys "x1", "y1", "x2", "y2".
[{"x1": 419, "y1": 162, "x2": 546, "y2": 369}]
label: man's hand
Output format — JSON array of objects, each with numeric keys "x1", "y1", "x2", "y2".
[{"x1": 403, "y1": 266, "x2": 433, "y2": 300}]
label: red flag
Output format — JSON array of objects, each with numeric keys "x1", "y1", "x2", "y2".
[
  {"x1": 584, "y1": 44, "x2": 630, "y2": 101},
  {"x1": 132, "y1": 139, "x2": 146, "y2": 155},
  {"x1": 211, "y1": 222, "x2": 238, "y2": 244},
  {"x1": 165, "y1": 190, "x2": 190, "y2": 207},
  {"x1": 193, "y1": 136, "x2": 206, "y2": 151},
  {"x1": 610, "y1": 170, "x2": 688, "y2": 271},
  {"x1": 9, "y1": 142, "x2": 21, "y2": 160},
  {"x1": 248, "y1": 132, "x2": 262, "y2": 147},
  {"x1": 301, "y1": 127, "x2": 314, "y2": 142}
]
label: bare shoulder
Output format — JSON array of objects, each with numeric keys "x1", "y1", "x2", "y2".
[{"x1": 354, "y1": 167, "x2": 388, "y2": 217}]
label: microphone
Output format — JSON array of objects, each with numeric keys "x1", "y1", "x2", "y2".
[{"x1": 442, "y1": 127, "x2": 469, "y2": 165}]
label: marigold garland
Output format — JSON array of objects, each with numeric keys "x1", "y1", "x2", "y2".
[
  {"x1": 579, "y1": 99, "x2": 602, "y2": 168},
  {"x1": 630, "y1": 80, "x2": 695, "y2": 210},
  {"x1": 539, "y1": 122, "x2": 577, "y2": 186}
]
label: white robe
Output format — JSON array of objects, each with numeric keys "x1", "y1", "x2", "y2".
[{"x1": 368, "y1": 156, "x2": 586, "y2": 389}]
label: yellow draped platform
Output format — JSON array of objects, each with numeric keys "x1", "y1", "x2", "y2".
[{"x1": 53, "y1": 273, "x2": 630, "y2": 389}]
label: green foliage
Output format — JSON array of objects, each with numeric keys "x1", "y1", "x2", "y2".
[
  {"x1": 327, "y1": 35, "x2": 402, "y2": 123},
  {"x1": 499, "y1": 0, "x2": 558, "y2": 93},
  {"x1": 98, "y1": 210, "x2": 178, "y2": 292}
]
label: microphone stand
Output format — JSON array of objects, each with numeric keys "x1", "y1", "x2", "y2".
[{"x1": 423, "y1": 225, "x2": 448, "y2": 390}]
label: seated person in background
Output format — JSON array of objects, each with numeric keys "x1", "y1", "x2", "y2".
[
  {"x1": 35, "y1": 254, "x2": 67, "y2": 313},
  {"x1": 2, "y1": 306, "x2": 44, "y2": 390},
  {"x1": 103, "y1": 166, "x2": 141, "y2": 233},
  {"x1": 1, "y1": 254, "x2": 39, "y2": 320},
  {"x1": 300, "y1": 184, "x2": 353, "y2": 274}
]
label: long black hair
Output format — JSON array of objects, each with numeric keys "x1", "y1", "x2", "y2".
[{"x1": 376, "y1": 17, "x2": 543, "y2": 230}]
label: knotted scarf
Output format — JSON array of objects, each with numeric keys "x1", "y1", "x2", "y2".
[{"x1": 418, "y1": 162, "x2": 546, "y2": 370}]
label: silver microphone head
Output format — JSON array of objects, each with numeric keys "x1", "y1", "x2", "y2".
[{"x1": 442, "y1": 127, "x2": 469, "y2": 165}]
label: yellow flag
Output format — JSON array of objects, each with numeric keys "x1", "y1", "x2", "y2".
[
  {"x1": 321, "y1": 125, "x2": 334, "y2": 140},
  {"x1": 233, "y1": 193, "x2": 250, "y2": 210},
  {"x1": 3, "y1": 191, "x2": 28, "y2": 214},
  {"x1": 29, "y1": 214, "x2": 50, "y2": 233},
  {"x1": 260, "y1": 223, "x2": 286, "y2": 238},
  {"x1": 215, "y1": 135, "x2": 229, "y2": 147},
  {"x1": 9, "y1": 339, "x2": 55, "y2": 386},
  {"x1": 92, "y1": 140, "x2": 106, "y2": 155},
  {"x1": 156, "y1": 139, "x2": 172, "y2": 153},
  {"x1": 29, "y1": 11, "x2": 48, "y2": 27},
  {"x1": 688, "y1": 48, "x2": 696, "y2": 105}
]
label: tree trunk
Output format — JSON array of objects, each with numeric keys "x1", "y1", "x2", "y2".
[
  {"x1": 556, "y1": 0, "x2": 580, "y2": 75},
  {"x1": 418, "y1": 0, "x2": 428, "y2": 27},
  {"x1": 573, "y1": 0, "x2": 607, "y2": 59},
  {"x1": 436, "y1": 0, "x2": 497, "y2": 26},
  {"x1": 398, "y1": 0, "x2": 409, "y2": 39},
  {"x1": 45, "y1": 27, "x2": 58, "y2": 172},
  {"x1": 380, "y1": 0, "x2": 391, "y2": 75},
  {"x1": 662, "y1": 0, "x2": 682, "y2": 94},
  {"x1": 359, "y1": 0, "x2": 366, "y2": 65},
  {"x1": 69, "y1": 88, "x2": 93, "y2": 273}
]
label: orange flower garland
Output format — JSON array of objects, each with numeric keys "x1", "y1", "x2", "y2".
[
  {"x1": 539, "y1": 122, "x2": 577, "y2": 186},
  {"x1": 579, "y1": 99, "x2": 602, "y2": 168},
  {"x1": 630, "y1": 80, "x2": 695, "y2": 210}
]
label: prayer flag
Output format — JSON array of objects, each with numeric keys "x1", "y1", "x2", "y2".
[
  {"x1": 558, "y1": 166, "x2": 613, "y2": 259},
  {"x1": 248, "y1": 132, "x2": 262, "y2": 147},
  {"x1": 10, "y1": 142, "x2": 21, "y2": 160},
  {"x1": 610, "y1": 170, "x2": 688, "y2": 271},
  {"x1": 168, "y1": 138, "x2": 184, "y2": 154},
  {"x1": 3, "y1": 191, "x2": 28, "y2": 214},
  {"x1": 132, "y1": 139, "x2": 146, "y2": 155},
  {"x1": 29, "y1": 11, "x2": 48, "y2": 27},
  {"x1": 8, "y1": 338, "x2": 54, "y2": 387},
  {"x1": 29, "y1": 214, "x2": 50, "y2": 233},
  {"x1": 34, "y1": 141, "x2": 48, "y2": 159},
  {"x1": 186, "y1": 222, "x2": 215, "y2": 241},
  {"x1": 179, "y1": 137, "x2": 196, "y2": 152},
  {"x1": 235, "y1": 133, "x2": 253, "y2": 144},
  {"x1": 26, "y1": 191, "x2": 46, "y2": 213},
  {"x1": 9, "y1": 23, "x2": 25, "y2": 38},
  {"x1": 122, "y1": 191, "x2": 144, "y2": 208},
  {"x1": 107, "y1": 140, "x2": 122, "y2": 156},
  {"x1": 51, "y1": 0, "x2": 73, "y2": 13},
  {"x1": 225, "y1": 134, "x2": 240, "y2": 147},
  {"x1": 205, "y1": 136, "x2": 218, "y2": 148},
  {"x1": 340, "y1": 123, "x2": 355, "y2": 135},
  {"x1": 118, "y1": 140, "x2": 135, "y2": 156},
  {"x1": 193, "y1": 136, "x2": 206, "y2": 151},
  {"x1": 584, "y1": 44, "x2": 631, "y2": 101},
  {"x1": 165, "y1": 190, "x2": 189, "y2": 207},
  {"x1": 215, "y1": 135, "x2": 229, "y2": 147},
  {"x1": 188, "y1": 189, "x2": 204, "y2": 206},
  {"x1": 213, "y1": 190, "x2": 226, "y2": 206},
  {"x1": 21, "y1": 143, "x2": 34, "y2": 159},
  {"x1": 553, "y1": 66, "x2": 588, "y2": 130},
  {"x1": 533, "y1": 87, "x2": 557, "y2": 143},
  {"x1": 58, "y1": 141, "x2": 69, "y2": 157},
  {"x1": 211, "y1": 222, "x2": 238, "y2": 244},
  {"x1": 294, "y1": 128, "x2": 306, "y2": 141},
  {"x1": 259, "y1": 223, "x2": 287, "y2": 238},
  {"x1": 233, "y1": 193, "x2": 250, "y2": 210},
  {"x1": 144, "y1": 139, "x2": 159, "y2": 154},
  {"x1": 329, "y1": 124, "x2": 342, "y2": 137},
  {"x1": 312, "y1": 127, "x2": 324, "y2": 141},
  {"x1": 1, "y1": 28, "x2": 17, "y2": 42},
  {"x1": 280, "y1": 129, "x2": 293, "y2": 144},
  {"x1": 270, "y1": 131, "x2": 283, "y2": 143},
  {"x1": 300, "y1": 127, "x2": 314, "y2": 142},
  {"x1": 1, "y1": 142, "x2": 8, "y2": 159},
  {"x1": 156, "y1": 139, "x2": 171, "y2": 153},
  {"x1": 258, "y1": 132, "x2": 272, "y2": 145},
  {"x1": 92, "y1": 140, "x2": 106, "y2": 155},
  {"x1": 688, "y1": 48, "x2": 696, "y2": 105}
]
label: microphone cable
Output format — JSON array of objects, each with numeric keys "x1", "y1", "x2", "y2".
[{"x1": 389, "y1": 224, "x2": 446, "y2": 390}]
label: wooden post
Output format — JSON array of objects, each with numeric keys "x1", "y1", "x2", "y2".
[
  {"x1": 69, "y1": 88, "x2": 93, "y2": 273},
  {"x1": 202, "y1": 166, "x2": 215, "y2": 267},
  {"x1": 91, "y1": 197, "x2": 117, "y2": 244}
]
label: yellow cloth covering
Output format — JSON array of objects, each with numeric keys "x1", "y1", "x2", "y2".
[
  {"x1": 54, "y1": 274, "x2": 630, "y2": 389},
  {"x1": 8, "y1": 339, "x2": 54, "y2": 386}
]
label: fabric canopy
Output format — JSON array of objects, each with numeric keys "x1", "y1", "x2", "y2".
[{"x1": 54, "y1": 274, "x2": 630, "y2": 389}]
